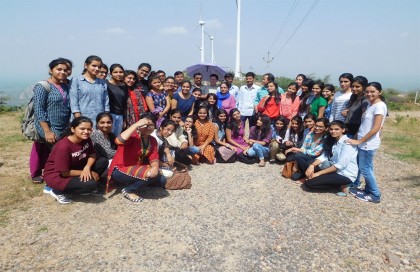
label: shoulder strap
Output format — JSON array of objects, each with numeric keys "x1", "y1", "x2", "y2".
[{"x1": 37, "y1": 80, "x2": 51, "y2": 93}]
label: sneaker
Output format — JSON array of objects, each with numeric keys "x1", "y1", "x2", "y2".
[
  {"x1": 49, "y1": 189, "x2": 72, "y2": 204},
  {"x1": 269, "y1": 159, "x2": 276, "y2": 164},
  {"x1": 32, "y1": 176, "x2": 44, "y2": 184},
  {"x1": 276, "y1": 153, "x2": 286, "y2": 161},
  {"x1": 355, "y1": 193, "x2": 381, "y2": 203},
  {"x1": 43, "y1": 185, "x2": 52, "y2": 194},
  {"x1": 349, "y1": 188, "x2": 365, "y2": 197}
]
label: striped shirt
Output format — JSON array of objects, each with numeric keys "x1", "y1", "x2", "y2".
[{"x1": 329, "y1": 91, "x2": 352, "y2": 122}]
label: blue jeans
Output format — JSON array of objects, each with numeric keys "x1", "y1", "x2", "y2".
[
  {"x1": 247, "y1": 143, "x2": 269, "y2": 160},
  {"x1": 111, "y1": 168, "x2": 167, "y2": 193},
  {"x1": 358, "y1": 149, "x2": 380, "y2": 197},
  {"x1": 188, "y1": 146, "x2": 200, "y2": 155},
  {"x1": 110, "y1": 113, "x2": 124, "y2": 136}
]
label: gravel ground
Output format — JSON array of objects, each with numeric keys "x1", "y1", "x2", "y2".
[{"x1": 0, "y1": 150, "x2": 419, "y2": 271}]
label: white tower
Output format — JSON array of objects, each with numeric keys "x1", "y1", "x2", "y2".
[
  {"x1": 199, "y1": 19, "x2": 205, "y2": 63},
  {"x1": 234, "y1": 0, "x2": 241, "y2": 78}
]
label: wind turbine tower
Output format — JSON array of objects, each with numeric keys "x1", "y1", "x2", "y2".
[
  {"x1": 206, "y1": 32, "x2": 215, "y2": 63},
  {"x1": 234, "y1": 0, "x2": 241, "y2": 78},
  {"x1": 199, "y1": 19, "x2": 205, "y2": 63}
]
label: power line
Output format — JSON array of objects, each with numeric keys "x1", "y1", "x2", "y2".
[
  {"x1": 272, "y1": 0, "x2": 320, "y2": 59},
  {"x1": 268, "y1": 0, "x2": 300, "y2": 51}
]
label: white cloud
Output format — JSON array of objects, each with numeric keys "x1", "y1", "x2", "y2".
[
  {"x1": 105, "y1": 27, "x2": 129, "y2": 35},
  {"x1": 206, "y1": 18, "x2": 223, "y2": 29},
  {"x1": 158, "y1": 26, "x2": 188, "y2": 35}
]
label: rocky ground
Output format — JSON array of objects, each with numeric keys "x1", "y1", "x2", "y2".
[{"x1": 0, "y1": 148, "x2": 419, "y2": 271}]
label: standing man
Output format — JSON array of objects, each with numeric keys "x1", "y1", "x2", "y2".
[
  {"x1": 208, "y1": 74, "x2": 219, "y2": 94},
  {"x1": 254, "y1": 73, "x2": 284, "y2": 112},
  {"x1": 192, "y1": 72, "x2": 209, "y2": 97},
  {"x1": 237, "y1": 72, "x2": 259, "y2": 127}
]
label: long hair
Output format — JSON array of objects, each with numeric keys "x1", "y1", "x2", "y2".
[
  {"x1": 214, "y1": 108, "x2": 228, "y2": 131},
  {"x1": 228, "y1": 108, "x2": 241, "y2": 137},
  {"x1": 274, "y1": 115, "x2": 289, "y2": 139},
  {"x1": 256, "y1": 114, "x2": 272, "y2": 140},
  {"x1": 264, "y1": 82, "x2": 281, "y2": 107},
  {"x1": 289, "y1": 115, "x2": 304, "y2": 143},
  {"x1": 323, "y1": 120, "x2": 346, "y2": 158}
]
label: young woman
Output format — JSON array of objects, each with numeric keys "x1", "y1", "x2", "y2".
[
  {"x1": 283, "y1": 116, "x2": 304, "y2": 158},
  {"x1": 347, "y1": 82, "x2": 387, "y2": 203},
  {"x1": 303, "y1": 113, "x2": 317, "y2": 139},
  {"x1": 145, "y1": 75, "x2": 171, "y2": 128},
  {"x1": 152, "y1": 120, "x2": 176, "y2": 169},
  {"x1": 206, "y1": 93, "x2": 219, "y2": 121},
  {"x1": 244, "y1": 114, "x2": 272, "y2": 167},
  {"x1": 342, "y1": 76, "x2": 369, "y2": 138},
  {"x1": 322, "y1": 84, "x2": 335, "y2": 120},
  {"x1": 135, "y1": 63, "x2": 152, "y2": 96},
  {"x1": 213, "y1": 109, "x2": 232, "y2": 149},
  {"x1": 279, "y1": 82, "x2": 300, "y2": 120},
  {"x1": 192, "y1": 107, "x2": 216, "y2": 164},
  {"x1": 30, "y1": 58, "x2": 72, "y2": 183},
  {"x1": 309, "y1": 81, "x2": 328, "y2": 118},
  {"x1": 43, "y1": 117, "x2": 108, "y2": 204},
  {"x1": 217, "y1": 82, "x2": 236, "y2": 115},
  {"x1": 171, "y1": 80, "x2": 195, "y2": 121},
  {"x1": 226, "y1": 108, "x2": 249, "y2": 155},
  {"x1": 163, "y1": 76, "x2": 176, "y2": 100},
  {"x1": 166, "y1": 110, "x2": 192, "y2": 165},
  {"x1": 107, "y1": 113, "x2": 166, "y2": 203},
  {"x1": 295, "y1": 73, "x2": 307, "y2": 97},
  {"x1": 329, "y1": 73, "x2": 354, "y2": 122},
  {"x1": 297, "y1": 78, "x2": 314, "y2": 119},
  {"x1": 303, "y1": 121, "x2": 358, "y2": 196},
  {"x1": 90, "y1": 112, "x2": 117, "y2": 161},
  {"x1": 257, "y1": 81, "x2": 281, "y2": 121},
  {"x1": 269, "y1": 115, "x2": 289, "y2": 163},
  {"x1": 97, "y1": 64, "x2": 108, "y2": 80},
  {"x1": 69, "y1": 55, "x2": 109, "y2": 127},
  {"x1": 183, "y1": 115, "x2": 200, "y2": 157},
  {"x1": 62, "y1": 58, "x2": 73, "y2": 86},
  {"x1": 285, "y1": 118, "x2": 329, "y2": 180},
  {"x1": 107, "y1": 64, "x2": 128, "y2": 135},
  {"x1": 125, "y1": 70, "x2": 148, "y2": 127}
]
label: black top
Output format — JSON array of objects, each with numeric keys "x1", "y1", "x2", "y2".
[{"x1": 107, "y1": 80, "x2": 128, "y2": 115}]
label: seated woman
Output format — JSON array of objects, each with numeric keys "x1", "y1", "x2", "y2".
[
  {"x1": 151, "y1": 120, "x2": 176, "y2": 170},
  {"x1": 183, "y1": 115, "x2": 201, "y2": 157},
  {"x1": 43, "y1": 117, "x2": 108, "y2": 204},
  {"x1": 303, "y1": 121, "x2": 358, "y2": 196},
  {"x1": 213, "y1": 109, "x2": 237, "y2": 162},
  {"x1": 166, "y1": 109, "x2": 193, "y2": 165},
  {"x1": 285, "y1": 118, "x2": 329, "y2": 180},
  {"x1": 226, "y1": 108, "x2": 249, "y2": 156},
  {"x1": 283, "y1": 116, "x2": 304, "y2": 158},
  {"x1": 207, "y1": 93, "x2": 219, "y2": 121},
  {"x1": 192, "y1": 106, "x2": 216, "y2": 164},
  {"x1": 269, "y1": 115, "x2": 289, "y2": 163},
  {"x1": 107, "y1": 113, "x2": 166, "y2": 203},
  {"x1": 243, "y1": 114, "x2": 272, "y2": 167},
  {"x1": 90, "y1": 112, "x2": 117, "y2": 164}
]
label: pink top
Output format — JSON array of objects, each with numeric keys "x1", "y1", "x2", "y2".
[
  {"x1": 221, "y1": 95, "x2": 236, "y2": 115},
  {"x1": 279, "y1": 94, "x2": 300, "y2": 120}
]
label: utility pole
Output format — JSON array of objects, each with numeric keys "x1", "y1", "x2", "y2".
[{"x1": 263, "y1": 51, "x2": 274, "y2": 68}]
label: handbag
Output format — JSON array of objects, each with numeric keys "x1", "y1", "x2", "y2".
[
  {"x1": 282, "y1": 161, "x2": 296, "y2": 178},
  {"x1": 216, "y1": 146, "x2": 237, "y2": 163},
  {"x1": 165, "y1": 161, "x2": 192, "y2": 190}
]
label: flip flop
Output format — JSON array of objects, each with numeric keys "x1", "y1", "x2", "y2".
[{"x1": 122, "y1": 189, "x2": 143, "y2": 203}]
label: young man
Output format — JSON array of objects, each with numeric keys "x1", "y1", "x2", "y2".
[
  {"x1": 208, "y1": 74, "x2": 219, "y2": 94},
  {"x1": 237, "y1": 72, "x2": 259, "y2": 127},
  {"x1": 174, "y1": 71, "x2": 184, "y2": 92},
  {"x1": 254, "y1": 73, "x2": 284, "y2": 112}
]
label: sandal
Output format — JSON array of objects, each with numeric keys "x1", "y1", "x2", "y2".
[{"x1": 122, "y1": 189, "x2": 143, "y2": 203}]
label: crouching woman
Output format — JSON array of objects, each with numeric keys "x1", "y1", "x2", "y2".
[
  {"x1": 303, "y1": 121, "x2": 358, "y2": 195},
  {"x1": 107, "y1": 113, "x2": 166, "y2": 203},
  {"x1": 43, "y1": 117, "x2": 108, "y2": 204}
]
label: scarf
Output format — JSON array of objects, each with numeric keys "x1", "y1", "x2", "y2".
[{"x1": 216, "y1": 91, "x2": 230, "y2": 108}]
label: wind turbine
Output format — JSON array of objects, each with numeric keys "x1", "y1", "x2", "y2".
[
  {"x1": 234, "y1": 0, "x2": 241, "y2": 78},
  {"x1": 198, "y1": 19, "x2": 205, "y2": 63},
  {"x1": 205, "y1": 31, "x2": 215, "y2": 63}
]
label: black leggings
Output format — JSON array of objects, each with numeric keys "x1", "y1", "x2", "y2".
[
  {"x1": 63, "y1": 157, "x2": 108, "y2": 194},
  {"x1": 294, "y1": 152, "x2": 316, "y2": 175},
  {"x1": 305, "y1": 173, "x2": 352, "y2": 190}
]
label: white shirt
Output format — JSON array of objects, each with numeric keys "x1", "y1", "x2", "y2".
[
  {"x1": 330, "y1": 91, "x2": 352, "y2": 122},
  {"x1": 357, "y1": 101, "x2": 387, "y2": 150},
  {"x1": 237, "y1": 84, "x2": 258, "y2": 116}
]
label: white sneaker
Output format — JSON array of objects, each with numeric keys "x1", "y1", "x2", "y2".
[{"x1": 49, "y1": 189, "x2": 72, "y2": 204}]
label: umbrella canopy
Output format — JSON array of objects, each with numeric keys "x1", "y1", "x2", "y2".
[{"x1": 186, "y1": 63, "x2": 226, "y2": 81}]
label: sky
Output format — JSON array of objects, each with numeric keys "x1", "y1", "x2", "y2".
[{"x1": 0, "y1": 0, "x2": 419, "y2": 100}]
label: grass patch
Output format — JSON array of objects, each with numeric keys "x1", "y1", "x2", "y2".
[{"x1": 382, "y1": 115, "x2": 420, "y2": 162}]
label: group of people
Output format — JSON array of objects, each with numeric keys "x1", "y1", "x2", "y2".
[{"x1": 29, "y1": 55, "x2": 387, "y2": 204}]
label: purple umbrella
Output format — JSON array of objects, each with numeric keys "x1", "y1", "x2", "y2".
[{"x1": 186, "y1": 63, "x2": 226, "y2": 81}]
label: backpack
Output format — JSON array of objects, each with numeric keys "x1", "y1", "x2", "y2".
[{"x1": 22, "y1": 81, "x2": 51, "y2": 141}]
